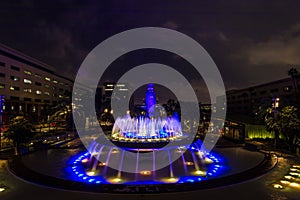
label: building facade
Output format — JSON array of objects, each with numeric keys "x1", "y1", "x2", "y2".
[
  {"x1": 226, "y1": 78, "x2": 298, "y2": 116},
  {"x1": 0, "y1": 43, "x2": 73, "y2": 123}
]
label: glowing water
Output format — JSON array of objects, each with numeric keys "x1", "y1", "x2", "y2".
[{"x1": 112, "y1": 114, "x2": 183, "y2": 140}]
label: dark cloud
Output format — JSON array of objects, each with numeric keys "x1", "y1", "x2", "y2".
[{"x1": 1, "y1": 0, "x2": 300, "y2": 97}]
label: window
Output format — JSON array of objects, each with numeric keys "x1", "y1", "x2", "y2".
[
  {"x1": 53, "y1": 80, "x2": 58, "y2": 84},
  {"x1": 35, "y1": 99, "x2": 42, "y2": 102},
  {"x1": 24, "y1": 97, "x2": 32, "y2": 102},
  {"x1": 44, "y1": 92, "x2": 50, "y2": 96},
  {"x1": 11, "y1": 65, "x2": 20, "y2": 71},
  {"x1": 59, "y1": 88, "x2": 64, "y2": 92},
  {"x1": 283, "y1": 86, "x2": 292, "y2": 92},
  {"x1": 10, "y1": 86, "x2": 20, "y2": 91},
  {"x1": 35, "y1": 82, "x2": 42, "y2": 86},
  {"x1": 36, "y1": 90, "x2": 42, "y2": 95},
  {"x1": 24, "y1": 88, "x2": 32, "y2": 93},
  {"x1": 34, "y1": 73, "x2": 42, "y2": 78},
  {"x1": 24, "y1": 78, "x2": 32, "y2": 84},
  {"x1": 53, "y1": 86, "x2": 57, "y2": 90},
  {"x1": 24, "y1": 70, "x2": 32, "y2": 75},
  {"x1": 0, "y1": 73, "x2": 5, "y2": 78},
  {"x1": 10, "y1": 96, "x2": 19, "y2": 101},
  {"x1": 0, "y1": 83, "x2": 5, "y2": 89},
  {"x1": 10, "y1": 76, "x2": 20, "y2": 81},
  {"x1": 45, "y1": 77, "x2": 51, "y2": 81},
  {"x1": 270, "y1": 88, "x2": 279, "y2": 93},
  {"x1": 44, "y1": 84, "x2": 50, "y2": 88},
  {"x1": 59, "y1": 82, "x2": 64, "y2": 85},
  {"x1": 0, "y1": 61, "x2": 5, "y2": 67},
  {"x1": 260, "y1": 91, "x2": 267, "y2": 95},
  {"x1": 59, "y1": 94, "x2": 63, "y2": 98}
]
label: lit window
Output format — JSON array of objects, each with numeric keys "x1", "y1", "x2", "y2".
[
  {"x1": 0, "y1": 84, "x2": 4, "y2": 89},
  {"x1": 45, "y1": 84, "x2": 50, "y2": 88},
  {"x1": 11, "y1": 76, "x2": 20, "y2": 81},
  {"x1": 284, "y1": 86, "x2": 292, "y2": 92},
  {"x1": 34, "y1": 73, "x2": 42, "y2": 78},
  {"x1": 36, "y1": 90, "x2": 42, "y2": 95},
  {"x1": 10, "y1": 86, "x2": 20, "y2": 91},
  {"x1": 44, "y1": 92, "x2": 50, "y2": 96},
  {"x1": 24, "y1": 78, "x2": 32, "y2": 84},
  {"x1": 24, "y1": 70, "x2": 32, "y2": 75},
  {"x1": 59, "y1": 82, "x2": 63, "y2": 85},
  {"x1": 24, "y1": 88, "x2": 32, "y2": 93},
  {"x1": 45, "y1": 77, "x2": 51, "y2": 81},
  {"x1": 53, "y1": 80, "x2": 58, "y2": 84},
  {"x1": 59, "y1": 94, "x2": 63, "y2": 98}
]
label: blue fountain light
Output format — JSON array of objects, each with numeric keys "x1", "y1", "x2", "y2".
[{"x1": 67, "y1": 143, "x2": 227, "y2": 185}]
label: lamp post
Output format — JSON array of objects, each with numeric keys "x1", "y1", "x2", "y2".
[
  {"x1": 272, "y1": 97, "x2": 280, "y2": 147},
  {"x1": 0, "y1": 95, "x2": 5, "y2": 150}
]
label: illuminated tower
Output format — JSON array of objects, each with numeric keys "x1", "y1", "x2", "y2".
[{"x1": 145, "y1": 83, "x2": 156, "y2": 116}]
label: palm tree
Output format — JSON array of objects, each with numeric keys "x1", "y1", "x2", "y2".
[
  {"x1": 3, "y1": 118, "x2": 35, "y2": 155},
  {"x1": 288, "y1": 68, "x2": 299, "y2": 104}
]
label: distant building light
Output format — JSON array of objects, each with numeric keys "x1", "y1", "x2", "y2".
[
  {"x1": 11, "y1": 76, "x2": 20, "y2": 81},
  {"x1": 116, "y1": 84, "x2": 125, "y2": 87},
  {"x1": 45, "y1": 77, "x2": 51, "y2": 81},
  {"x1": 24, "y1": 88, "x2": 32, "y2": 93},
  {"x1": 36, "y1": 90, "x2": 42, "y2": 95},
  {"x1": 106, "y1": 84, "x2": 114, "y2": 87},
  {"x1": 119, "y1": 88, "x2": 128, "y2": 91},
  {"x1": 24, "y1": 78, "x2": 32, "y2": 84},
  {"x1": 105, "y1": 88, "x2": 114, "y2": 91},
  {"x1": 24, "y1": 70, "x2": 32, "y2": 75},
  {"x1": 53, "y1": 80, "x2": 58, "y2": 84},
  {"x1": 34, "y1": 73, "x2": 42, "y2": 78}
]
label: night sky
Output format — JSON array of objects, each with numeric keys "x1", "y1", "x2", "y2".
[{"x1": 1, "y1": 0, "x2": 300, "y2": 102}]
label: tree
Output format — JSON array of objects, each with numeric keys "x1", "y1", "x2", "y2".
[
  {"x1": 260, "y1": 105, "x2": 300, "y2": 152},
  {"x1": 279, "y1": 106, "x2": 300, "y2": 152},
  {"x1": 3, "y1": 118, "x2": 35, "y2": 155}
]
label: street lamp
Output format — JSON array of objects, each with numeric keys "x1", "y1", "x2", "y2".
[
  {"x1": 272, "y1": 97, "x2": 280, "y2": 147},
  {"x1": 0, "y1": 95, "x2": 5, "y2": 150}
]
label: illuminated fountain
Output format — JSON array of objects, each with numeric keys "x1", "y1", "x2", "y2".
[
  {"x1": 111, "y1": 115, "x2": 183, "y2": 142},
  {"x1": 68, "y1": 84, "x2": 225, "y2": 185}
]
